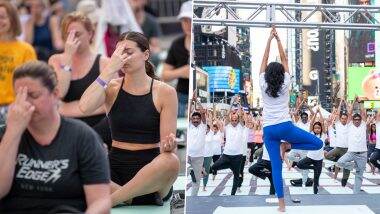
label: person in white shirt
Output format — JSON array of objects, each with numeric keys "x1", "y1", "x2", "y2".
[
  {"x1": 325, "y1": 99, "x2": 351, "y2": 186},
  {"x1": 187, "y1": 95, "x2": 207, "y2": 196},
  {"x1": 210, "y1": 107, "x2": 247, "y2": 195},
  {"x1": 202, "y1": 124, "x2": 214, "y2": 191},
  {"x1": 237, "y1": 110, "x2": 253, "y2": 192},
  {"x1": 210, "y1": 121, "x2": 224, "y2": 180},
  {"x1": 259, "y1": 27, "x2": 322, "y2": 212},
  {"x1": 297, "y1": 108, "x2": 327, "y2": 194},
  {"x1": 336, "y1": 99, "x2": 370, "y2": 193}
]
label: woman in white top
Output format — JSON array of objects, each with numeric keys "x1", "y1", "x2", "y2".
[
  {"x1": 297, "y1": 108, "x2": 327, "y2": 194},
  {"x1": 259, "y1": 27, "x2": 323, "y2": 212}
]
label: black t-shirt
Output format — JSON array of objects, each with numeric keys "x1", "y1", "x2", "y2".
[
  {"x1": 165, "y1": 35, "x2": 189, "y2": 94},
  {"x1": 141, "y1": 13, "x2": 162, "y2": 40},
  {"x1": 0, "y1": 117, "x2": 110, "y2": 214}
]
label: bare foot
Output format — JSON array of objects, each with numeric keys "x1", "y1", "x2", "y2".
[{"x1": 278, "y1": 198, "x2": 286, "y2": 212}]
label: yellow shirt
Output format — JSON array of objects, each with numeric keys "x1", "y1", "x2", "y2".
[{"x1": 0, "y1": 41, "x2": 36, "y2": 105}]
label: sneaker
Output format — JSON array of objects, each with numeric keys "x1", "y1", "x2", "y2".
[{"x1": 170, "y1": 192, "x2": 185, "y2": 209}]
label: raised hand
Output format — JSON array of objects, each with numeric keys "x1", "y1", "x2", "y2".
[
  {"x1": 64, "y1": 30, "x2": 80, "y2": 58},
  {"x1": 104, "y1": 42, "x2": 131, "y2": 76},
  {"x1": 6, "y1": 87, "x2": 35, "y2": 134}
]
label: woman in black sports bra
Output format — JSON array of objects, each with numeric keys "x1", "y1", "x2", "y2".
[
  {"x1": 48, "y1": 12, "x2": 112, "y2": 147},
  {"x1": 79, "y1": 31, "x2": 180, "y2": 206}
]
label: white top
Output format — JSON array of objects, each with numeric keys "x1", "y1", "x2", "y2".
[
  {"x1": 307, "y1": 133, "x2": 327, "y2": 160},
  {"x1": 328, "y1": 124, "x2": 337, "y2": 148},
  {"x1": 334, "y1": 121, "x2": 349, "y2": 148},
  {"x1": 204, "y1": 132, "x2": 214, "y2": 157},
  {"x1": 260, "y1": 72, "x2": 292, "y2": 127},
  {"x1": 347, "y1": 122, "x2": 367, "y2": 152},
  {"x1": 262, "y1": 144, "x2": 270, "y2": 161},
  {"x1": 224, "y1": 124, "x2": 246, "y2": 156},
  {"x1": 296, "y1": 121, "x2": 310, "y2": 132},
  {"x1": 211, "y1": 131, "x2": 224, "y2": 155},
  {"x1": 187, "y1": 123, "x2": 207, "y2": 157},
  {"x1": 241, "y1": 127, "x2": 250, "y2": 155}
]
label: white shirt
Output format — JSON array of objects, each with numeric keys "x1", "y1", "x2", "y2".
[
  {"x1": 376, "y1": 122, "x2": 380, "y2": 149},
  {"x1": 224, "y1": 124, "x2": 246, "y2": 156},
  {"x1": 307, "y1": 133, "x2": 327, "y2": 160},
  {"x1": 241, "y1": 127, "x2": 250, "y2": 155},
  {"x1": 211, "y1": 131, "x2": 224, "y2": 155},
  {"x1": 260, "y1": 72, "x2": 292, "y2": 127},
  {"x1": 296, "y1": 121, "x2": 310, "y2": 132},
  {"x1": 347, "y1": 122, "x2": 367, "y2": 152},
  {"x1": 204, "y1": 132, "x2": 214, "y2": 157},
  {"x1": 328, "y1": 124, "x2": 337, "y2": 148},
  {"x1": 262, "y1": 144, "x2": 270, "y2": 161},
  {"x1": 335, "y1": 121, "x2": 349, "y2": 148},
  {"x1": 187, "y1": 123, "x2": 207, "y2": 157}
]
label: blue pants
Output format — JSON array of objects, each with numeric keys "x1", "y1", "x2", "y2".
[{"x1": 263, "y1": 121, "x2": 323, "y2": 198}]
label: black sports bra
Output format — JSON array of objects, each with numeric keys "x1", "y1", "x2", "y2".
[{"x1": 107, "y1": 79, "x2": 160, "y2": 144}]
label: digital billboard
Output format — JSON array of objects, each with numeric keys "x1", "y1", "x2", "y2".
[
  {"x1": 347, "y1": 66, "x2": 379, "y2": 100},
  {"x1": 202, "y1": 66, "x2": 241, "y2": 93}
]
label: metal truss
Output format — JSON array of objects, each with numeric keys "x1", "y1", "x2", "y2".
[{"x1": 193, "y1": 0, "x2": 380, "y2": 30}]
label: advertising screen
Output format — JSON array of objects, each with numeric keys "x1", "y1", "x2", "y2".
[
  {"x1": 347, "y1": 66, "x2": 379, "y2": 100},
  {"x1": 203, "y1": 66, "x2": 241, "y2": 93}
]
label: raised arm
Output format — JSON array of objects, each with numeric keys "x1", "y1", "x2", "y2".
[
  {"x1": 309, "y1": 109, "x2": 317, "y2": 132},
  {"x1": 273, "y1": 27, "x2": 289, "y2": 73},
  {"x1": 347, "y1": 101, "x2": 354, "y2": 124},
  {"x1": 293, "y1": 99, "x2": 304, "y2": 123},
  {"x1": 360, "y1": 100, "x2": 367, "y2": 122},
  {"x1": 260, "y1": 28, "x2": 275, "y2": 73},
  {"x1": 0, "y1": 88, "x2": 34, "y2": 199},
  {"x1": 79, "y1": 44, "x2": 128, "y2": 114}
]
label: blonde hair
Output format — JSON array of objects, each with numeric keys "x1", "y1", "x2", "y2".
[{"x1": 61, "y1": 11, "x2": 94, "y2": 41}]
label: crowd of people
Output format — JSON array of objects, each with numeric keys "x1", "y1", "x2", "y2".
[
  {"x1": 187, "y1": 27, "x2": 380, "y2": 212},
  {"x1": 0, "y1": 0, "x2": 191, "y2": 213}
]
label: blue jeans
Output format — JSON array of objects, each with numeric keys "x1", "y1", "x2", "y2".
[
  {"x1": 263, "y1": 121, "x2": 323, "y2": 198},
  {"x1": 177, "y1": 92, "x2": 188, "y2": 118}
]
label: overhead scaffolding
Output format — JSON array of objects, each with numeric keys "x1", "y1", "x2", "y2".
[{"x1": 193, "y1": 0, "x2": 380, "y2": 30}]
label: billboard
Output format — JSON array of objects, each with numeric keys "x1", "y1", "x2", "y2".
[
  {"x1": 347, "y1": 66, "x2": 379, "y2": 100},
  {"x1": 348, "y1": 0, "x2": 375, "y2": 63},
  {"x1": 203, "y1": 66, "x2": 241, "y2": 93},
  {"x1": 195, "y1": 67, "x2": 209, "y2": 103}
]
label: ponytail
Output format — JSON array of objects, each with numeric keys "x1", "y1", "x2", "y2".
[{"x1": 145, "y1": 60, "x2": 159, "y2": 80}]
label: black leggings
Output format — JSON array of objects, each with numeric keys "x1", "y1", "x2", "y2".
[
  {"x1": 109, "y1": 147, "x2": 172, "y2": 205},
  {"x1": 297, "y1": 157, "x2": 322, "y2": 194},
  {"x1": 238, "y1": 155, "x2": 246, "y2": 187},
  {"x1": 370, "y1": 148, "x2": 380, "y2": 169},
  {"x1": 211, "y1": 155, "x2": 221, "y2": 175},
  {"x1": 211, "y1": 154, "x2": 243, "y2": 195},
  {"x1": 249, "y1": 158, "x2": 275, "y2": 195},
  {"x1": 248, "y1": 143, "x2": 263, "y2": 162}
]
